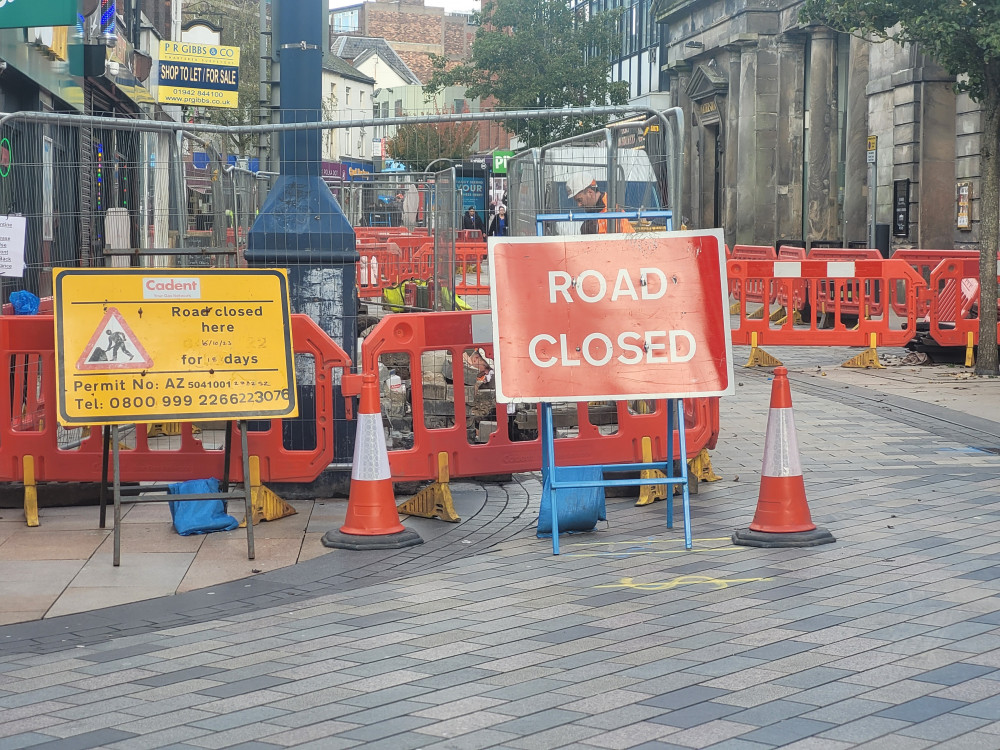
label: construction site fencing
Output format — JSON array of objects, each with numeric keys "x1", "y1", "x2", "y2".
[
  {"x1": 2, "y1": 313, "x2": 351, "y2": 489},
  {"x1": 353, "y1": 310, "x2": 720, "y2": 484},
  {"x1": 729, "y1": 258, "x2": 923, "y2": 367}
]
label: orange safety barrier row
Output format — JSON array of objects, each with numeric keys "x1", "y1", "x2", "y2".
[
  {"x1": 351, "y1": 310, "x2": 720, "y2": 483},
  {"x1": 728, "y1": 258, "x2": 923, "y2": 367},
  {"x1": 0, "y1": 314, "x2": 351, "y2": 484},
  {"x1": 929, "y1": 259, "x2": 1000, "y2": 365}
]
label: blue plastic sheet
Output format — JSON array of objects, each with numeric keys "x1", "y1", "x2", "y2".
[
  {"x1": 167, "y1": 478, "x2": 239, "y2": 536},
  {"x1": 537, "y1": 465, "x2": 607, "y2": 538},
  {"x1": 9, "y1": 290, "x2": 39, "y2": 315}
]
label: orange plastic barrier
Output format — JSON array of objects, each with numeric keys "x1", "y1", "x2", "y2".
[
  {"x1": 929, "y1": 259, "x2": 1000, "y2": 353},
  {"x1": 729, "y1": 245, "x2": 777, "y2": 310},
  {"x1": 774, "y1": 246, "x2": 808, "y2": 316},
  {"x1": 807, "y1": 248, "x2": 885, "y2": 318},
  {"x1": 357, "y1": 245, "x2": 404, "y2": 299},
  {"x1": 729, "y1": 258, "x2": 922, "y2": 352},
  {"x1": 0, "y1": 314, "x2": 351, "y2": 484},
  {"x1": 352, "y1": 310, "x2": 720, "y2": 483},
  {"x1": 892, "y1": 250, "x2": 981, "y2": 318},
  {"x1": 454, "y1": 242, "x2": 489, "y2": 296}
]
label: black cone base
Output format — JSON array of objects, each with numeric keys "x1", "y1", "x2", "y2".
[
  {"x1": 322, "y1": 527, "x2": 424, "y2": 550},
  {"x1": 732, "y1": 527, "x2": 835, "y2": 548}
]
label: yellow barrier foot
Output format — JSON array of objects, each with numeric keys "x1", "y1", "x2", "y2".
[
  {"x1": 397, "y1": 452, "x2": 460, "y2": 522},
  {"x1": 744, "y1": 333, "x2": 782, "y2": 368},
  {"x1": 842, "y1": 333, "x2": 884, "y2": 369},
  {"x1": 729, "y1": 301, "x2": 741, "y2": 314},
  {"x1": 965, "y1": 332, "x2": 976, "y2": 368},
  {"x1": 689, "y1": 448, "x2": 721, "y2": 482},
  {"x1": 239, "y1": 456, "x2": 297, "y2": 526},
  {"x1": 769, "y1": 306, "x2": 787, "y2": 323},
  {"x1": 746, "y1": 306, "x2": 767, "y2": 320},
  {"x1": 23, "y1": 455, "x2": 38, "y2": 527},
  {"x1": 636, "y1": 436, "x2": 668, "y2": 506}
]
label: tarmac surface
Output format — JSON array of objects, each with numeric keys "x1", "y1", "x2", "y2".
[{"x1": 1, "y1": 344, "x2": 1000, "y2": 749}]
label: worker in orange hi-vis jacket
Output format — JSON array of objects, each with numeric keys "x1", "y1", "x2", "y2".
[{"x1": 565, "y1": 172, "x2": 635, "y2": 235}]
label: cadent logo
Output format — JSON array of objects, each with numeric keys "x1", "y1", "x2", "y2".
[{"x1": 143, "y1": 277, "x2": 201, "y2": 300}]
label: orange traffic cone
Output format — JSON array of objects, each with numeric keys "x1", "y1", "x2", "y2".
[
  {"x1": 733, "y1": 367, "x2": 835, "y2": 548},
  {"x1": 322, "y1": 373, "x2": 423, "y2": 550}
]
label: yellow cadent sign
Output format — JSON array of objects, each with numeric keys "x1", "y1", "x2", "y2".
[
  {"x1": 53, "y1": 269, "x2": 297, "y2": 426},
  {"x1": 867, "y1": 135, "x2": 877, "y2": 152},
  {"x1": 157, "y1": 40, "x2": 241, "y2": 109}
]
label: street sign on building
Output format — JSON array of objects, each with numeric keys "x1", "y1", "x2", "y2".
[
  {"x1": 157, "y1": 40, "x2": 241, "y2": 109},
  {"x1": 53, "y1": 269, "x2": 297, "y2": 426},
  {"x1": 488, "y1": 231, "x2": 734, "y2": 403}
]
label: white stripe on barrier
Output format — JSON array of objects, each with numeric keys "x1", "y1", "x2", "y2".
[
  {"x1": 761, "y1": 407, "x2": 802, "y2": 477},
  {"x1": 352, "y1": 411, "x2": 392, "y2": 481},
  {"x1": 827, "y1": 261, "x2": 856, "y2": 278},
  {"x1": 774, "y1": 262, "x2": 802, "y2": 278}
]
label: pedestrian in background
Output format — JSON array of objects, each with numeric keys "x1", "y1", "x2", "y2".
[
  {"x1": 488, "y1": 204, "x2": 508, "y2": 237},
  {"x1": 462, "y1": 206, "x2": 485, "y2": 233}
]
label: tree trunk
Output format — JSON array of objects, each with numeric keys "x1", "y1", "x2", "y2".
[{"x1": 977, "y1": 64, "x2": 1000, "y2": 376}]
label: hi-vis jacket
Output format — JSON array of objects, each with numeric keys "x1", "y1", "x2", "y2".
[{"x1": 581, "y1": 192, "x2": 636, "y2": 235}]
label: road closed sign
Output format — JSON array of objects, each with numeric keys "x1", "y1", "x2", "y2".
[
  {"x1": 488, "y1": 231, "x2": 734, "y2": 403},
  {"x1": 53, "y1": 269, "x2": 297, "y2": 426}
]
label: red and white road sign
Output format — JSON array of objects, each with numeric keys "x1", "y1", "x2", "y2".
[{"x1": 488, "y1": 230, "x2": 734, "y2": 403}]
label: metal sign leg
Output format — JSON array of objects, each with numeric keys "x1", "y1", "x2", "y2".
[
  {"x1": 112, "y1": 424, "x2": 122, "y2": 567},
  {"x1": 239, "y1": 420, "x2": 255, "y2": 560},
  {"x1": 540, "y1": 402, "x2": 561, "y2": 555}
]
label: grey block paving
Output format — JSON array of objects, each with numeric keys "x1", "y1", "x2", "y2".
[{"x1": 2, "y1": 357, "x2": 1000, "y2": 749}]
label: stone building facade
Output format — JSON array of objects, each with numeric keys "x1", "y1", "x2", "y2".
[
  {"x1": 330, "y1": 0, "x2": 476, "y2": 84},
  {"x1": 654, "y1": 0, "x2": 984, "y2": 251}
]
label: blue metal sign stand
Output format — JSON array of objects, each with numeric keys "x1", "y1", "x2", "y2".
[{"x1": 532, "y1": 208, "x2": 692, "y2": 555}]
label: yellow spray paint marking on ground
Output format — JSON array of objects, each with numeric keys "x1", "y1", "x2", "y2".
[
  {"x1": 563, "y1": 537, "x2": 738, "y2": 557},
  {"x1": 596, "y1": 576, "x2": 771, "y2": 591}
]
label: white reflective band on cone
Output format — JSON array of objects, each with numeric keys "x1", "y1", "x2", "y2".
[
  {"x1": 761, "y1": 407, "x2": 802, "y2": 477},
  {"x1": 352, "y1": 411, "x2": 392, "y2": 481}
]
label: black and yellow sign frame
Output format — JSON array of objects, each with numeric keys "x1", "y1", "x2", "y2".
[{"x1": 53, "y1": 268, "x2": 298, "y2": 426}]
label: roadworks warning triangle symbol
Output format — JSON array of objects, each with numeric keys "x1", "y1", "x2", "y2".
[{"x1": 76, "y1": 307, "x2": 154, "y2": 371}]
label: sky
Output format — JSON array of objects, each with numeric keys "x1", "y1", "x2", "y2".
[{"x1": 329, "y1": 0, "x2": 481, "y2": 17}]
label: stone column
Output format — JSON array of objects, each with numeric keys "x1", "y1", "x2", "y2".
[
  {"x1": 722, "y1": 48, "x2": 741, "y2": 235},
  {"x1": 806, "y1": 29, "x2": 840, "y2": 244},
  {"x1": 776, "y1": 37, "x2": 806, "y2": 245},
  {"x1": 917, "y1": 79, "x2": 957, "y2": 247},
  {"x1": 842, "y1": 35, "x2": 868, "y2": 245},
  {"x1": 734, "y1": 41, "x2": 759, "y2": 244}
]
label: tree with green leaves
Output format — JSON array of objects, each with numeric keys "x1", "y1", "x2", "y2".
[
  {"x1": 799, "y1": 0, "x2": 999, "y2": 376},
  {"x1": 384, "y1": 119, "x2": 479, "y2": 172},
  {"x1": 426, "y1": 0, "x2": 629, "y2": 147}
]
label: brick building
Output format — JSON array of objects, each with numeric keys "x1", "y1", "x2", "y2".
[{"x1": 330, "y1": 0, "x2": 476, "y2": 84}]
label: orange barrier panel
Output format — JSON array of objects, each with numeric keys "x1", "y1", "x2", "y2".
[
  {"x1": 454, "y1": 242, "x2": 489, "y2": 296},
  {"x1": 357, "y1": 245, "x2": 404, "y2": 299},
  {"x1": 729, "y1": 259, "x2": 922, "y2": 366},
  {"x1": 0, "y1": 314, "x2": 351, "y2": 484},
  {"x1": 775, "y1": 246, "x2": 808, "y2": 318},
  {"x1": 892, "y1": 250, "x2": 981, "y2": 319},
  {"x1": 729, "y1": 245, "x2": 777, "y2": 310},
  {"x1": 807, "y1": 248, "x2": 885, "y2": 319},
  {"x1": 929, "y1": 259, "x2": 1000, "y2": 355},
  {"x1": 354, "y1": 310, "x2": 720, "y2": 483}
]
